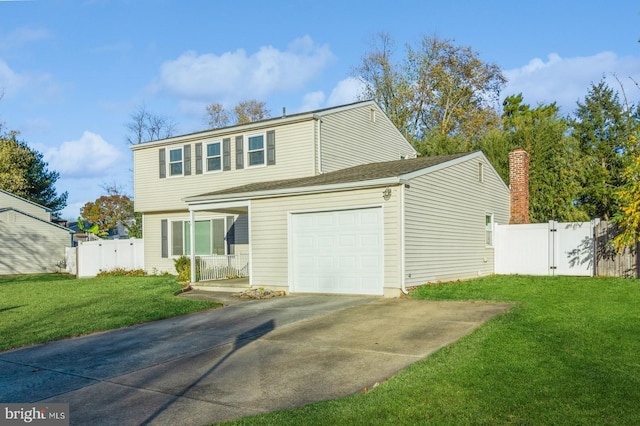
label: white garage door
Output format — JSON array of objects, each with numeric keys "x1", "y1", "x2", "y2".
[{"x1": 290, "y1": 207, "x2": 384, "y2": 295}]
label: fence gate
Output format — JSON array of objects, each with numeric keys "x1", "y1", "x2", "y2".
[
  {"x1": 77, "y1": 239, "x2": 144, "y2": 277},
  {"x1": 495, "y1": 221, "x2": 594, "y2": 276}
]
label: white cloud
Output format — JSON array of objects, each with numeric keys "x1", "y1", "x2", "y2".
[
  {"x1": 156, "y1": 36, "x2": 335, "y2": 102},
  {"x1": 300, "y1": 91, "x2": 325, "y2": 112},
  {"x1": 0, "y1": 59, "x2": 28, "y2": 97},
  {"x1": 0, "y1": 58, "x2": 58, "y2": 100},
  {"x1": 0, "y1": 27, "x2": 50, "y2": 50},
  {"x1": 504, "y1": 52, "x2": 640, "y2": 114},
  {"x1": 45, "y1": 131, "x2": 123, "y2": 177},
  {"x1": 326, "y1": 77, "x2": 365, "y2": 107}
]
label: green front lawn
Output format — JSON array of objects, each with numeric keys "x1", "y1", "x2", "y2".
[
  {"x1": 230, "y1": 275, "x2": 640, "y2": 425},
  {"x1": 0, "y1": 274, "x2": 218, "y2": 351}
]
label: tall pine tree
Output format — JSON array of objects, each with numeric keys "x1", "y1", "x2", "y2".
[{"x1": 572, "y1": 80, "x2": 636, "y2": 220}]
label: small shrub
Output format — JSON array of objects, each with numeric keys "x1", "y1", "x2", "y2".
[
  {"x1": 96, "y1": 268, "x2": 147, "y2": 277},
  {"x1": 173, "y1": 256, "x2": 199, "y2": 282}
]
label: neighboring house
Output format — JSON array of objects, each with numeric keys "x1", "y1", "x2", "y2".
[
  {"x1": 132, "y1": 100, "x2": 510, "y2": 296},
  {"x1": 0, "y1": 189, "x2": 75, "y2": 275}
]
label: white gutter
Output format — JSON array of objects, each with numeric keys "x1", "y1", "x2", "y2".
[
  {"x1": 400, "y1": 183, "x2": 408, "y2": 295},
  {"x1": 184, "y1": 176, "x2": 405, "y2": 205},
  {"x1": 314, "y1": 114, "x2": 323, "y2": 174},
  {"x1": 247, "y1": 201, "x2": 253, "y2": 287},
  {"x1": 189, "y1": 209, "x2": 196, "y2": 283}
]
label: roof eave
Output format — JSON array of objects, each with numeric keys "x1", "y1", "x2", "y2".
[
  {"x1": 130, "y1": 114, "x2": 316, "y2": 151},
  {"x1": 184, "y1": 176, "x2": 403, "y2": 206}
]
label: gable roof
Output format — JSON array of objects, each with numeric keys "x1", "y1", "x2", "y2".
[
  {"x1": 131, "y1": 100, "x2": 383, "y2": 150},
  {"x1": 184, "y1": 151, "x2": 479, "y2": 204},
  {"x1": 0, "y1": 207, "x2": 75, "y2": 233},
  {"x1": 0, "y1": 189, "x2": 52, "y2": 212}
]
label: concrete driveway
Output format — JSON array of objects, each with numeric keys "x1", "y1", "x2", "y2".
[{"x1": 0, "y1": 294, "x2": 511, "y2": 425}]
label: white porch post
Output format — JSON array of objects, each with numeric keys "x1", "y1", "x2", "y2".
[{"x1": 190, "y1": 209, "x2": 196, "y2": 283}]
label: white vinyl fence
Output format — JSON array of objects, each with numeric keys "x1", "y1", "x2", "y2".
[
  {"x1": 494, "y1": 221, "x2": 594, "y2": 276},
  {"x1": 74, "y1": 239, "x2": 144, "y2": 277}
]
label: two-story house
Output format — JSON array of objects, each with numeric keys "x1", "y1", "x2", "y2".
[
  {"x1": 132, "y1": 100, "x2": 510, "y2": 296},
  {"x1": 0, "y1": 189, "x2": 74, "y2": 275}
]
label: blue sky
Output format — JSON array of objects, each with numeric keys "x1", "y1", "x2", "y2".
[{"x1": 1, "y1": 0, "x2": 639, "y2": 219}]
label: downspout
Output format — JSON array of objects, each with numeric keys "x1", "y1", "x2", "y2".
[
  {"x1": 189, "y1": 209, "x2": 196, "y2": 283},
  {"x1": 247, "y1": 201, "x2": 253, "y2": 287},
  {"x1": 314, "y1": 114, "x2": 323, "y2": 174},
  {"x1": 400, "y1": 183, "x2": 408, "y2": 295}
]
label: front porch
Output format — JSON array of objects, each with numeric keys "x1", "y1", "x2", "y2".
[
  {"x1": 196, "y1": 254, "x2": 249, "y2": 281},
  {"x1": 191, "y1": 254, "x2": 250, "y2": 292}
]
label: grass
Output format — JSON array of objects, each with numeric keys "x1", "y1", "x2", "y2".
[
  {"x1": 0, "y1": 273, "x2": 219, "y2": 351},
  {"x1": 228, "y1": 275, "x2": 640, "y2": 425}
]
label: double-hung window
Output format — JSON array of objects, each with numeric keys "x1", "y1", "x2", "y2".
[
  {"x1": 247, "y1": 134, "x2": 265, "y2": 166},
  {"x1": 485, "y1": 214, "x2": 494, "y2": 247},
  {"x1": 169, "y1": 148, "x2": 183, "y2": 176},
  {"x1": 206, "y1": 141, "x2": 222, "y2": 172}
]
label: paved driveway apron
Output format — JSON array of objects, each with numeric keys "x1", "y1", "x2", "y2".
[{"x1": 0, "y1": 295, "x2": 511, "y2": 425}]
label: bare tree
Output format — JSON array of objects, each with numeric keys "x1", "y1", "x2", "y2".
[
  {"x1": 126, "y1": 104, "x2": 176, "y2": 144},
  {"x1": 234, "y1": 100, "x2": 270, "y2": 124},
  {"x1": 355, "y1": 33, "x2": 505, "y2": 144},
  {"x1": 203, "y1": 100, "x2": 270, "y2": 129},
  {"x1": 204, "y1": 102, "x2": 231, "y2": 129}
]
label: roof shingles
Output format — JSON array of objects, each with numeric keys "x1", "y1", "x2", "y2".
[{"x1": 186, "y1": 152, "x2": 473, "y2": 201}]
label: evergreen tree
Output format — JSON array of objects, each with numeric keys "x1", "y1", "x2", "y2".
[
  {"x1": 0, "y1": 130, "x2": 67, "y2": 215},
  {"x1": 476, "y1": 94, "x2": 588, "y2": 222},
  {"x1": 572, "y1": 80, "x2": 636, "y2": 220}
]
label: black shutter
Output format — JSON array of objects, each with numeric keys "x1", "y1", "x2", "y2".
[
  {"x1": 159, "y1": 148, "x2": 166, "y2": 178},
  {"x1": 183, "y1": 144, "x2": 191, "y2": 176},
  {"x1": 223, "y1": 138, "x2": 231, "y2": 171},
  {"x1": 195, "y1": 143, "x2": 203, "y2": 175},
  {"x1": 161, "y1": 219, "x2": 168, "y2": 258},
  {"x1": 267, "y1": 130, "x2": 276, "y2": 165},
  {"x1": 235, "y1": 136, "x2": 244, "y2": 169}
]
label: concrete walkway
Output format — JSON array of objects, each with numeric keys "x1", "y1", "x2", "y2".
[{"x1": 0, "y1": 294, "x2": 512, "y2": 425}]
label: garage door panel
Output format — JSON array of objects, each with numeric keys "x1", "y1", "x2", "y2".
[
  {"x1": 291, "y1": 207, "x2": 383, "y2": 296},
  {"x1": 338, "y1": 235, "x2": 357, "y2": 249}
]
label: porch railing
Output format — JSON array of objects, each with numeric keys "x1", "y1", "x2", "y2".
[{"x1": 196, "y1": 254, "x2": 249, "y2": 282}]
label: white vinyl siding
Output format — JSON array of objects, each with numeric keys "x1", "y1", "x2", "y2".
[
  {"x1": 403, "y1": 155, "x2": 510, "y2": 286},
  {"x1": 133, "y1": 120, "x2": 316, "y2": 212},
  {"x1": 319, "y1": 104, "x2": 417, "y2": 173},
  {"x1": 0, "y1": 211, "x2": 72, "y2": 275},
  {"x1": 250, "y1": 186, "x2": 401, "y2": 293},
  {"x1": 0, "y1": 190, "x2": 51, "y2": 221}
]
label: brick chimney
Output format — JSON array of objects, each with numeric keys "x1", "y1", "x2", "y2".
[{"x1": 509, "y1": 148, "x2": 529, "y2": 224}]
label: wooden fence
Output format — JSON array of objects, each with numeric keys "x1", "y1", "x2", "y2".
[{"x1": 594, "y1": 221, "x2": 639, "y2": 278}]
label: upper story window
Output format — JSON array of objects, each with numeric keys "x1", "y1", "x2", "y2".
[
  {"x1": 169, "y1": 148, "x2": 183, "y2": 176},
  {"x1": 247, "y1": 134, "x2": 265, "y2": 167},
  {"x1": 206, "y1": 141, "x2": 222, "y2": 172}
]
